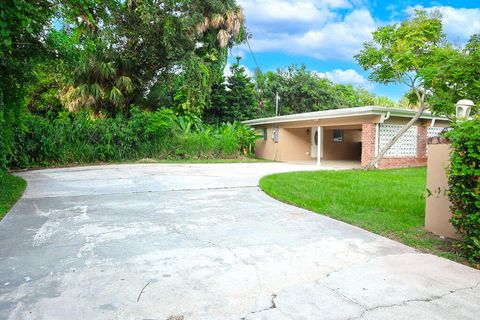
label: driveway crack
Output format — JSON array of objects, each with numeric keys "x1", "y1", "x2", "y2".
[
  {"x1": 345, "y1": 282, "x2": 480, "y2": 320},
  {"x1": 161, "y1": 220, "x2": 264, "y2": 303}
]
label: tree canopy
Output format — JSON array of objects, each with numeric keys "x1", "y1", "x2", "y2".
[{"x1": 253, "y1": 64, "x2": 395, "y2": 117}]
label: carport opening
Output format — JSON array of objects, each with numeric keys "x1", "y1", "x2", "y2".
[{"x1": 322, "y1": 127, "x2": 362, "y2": 161}]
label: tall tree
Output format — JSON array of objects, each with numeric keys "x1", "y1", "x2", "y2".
[
  {"x1": 204, "y1": 57, "x2": 258, "y2": 123},
  {"x1": 355, "y1": 10, "x2": 445, "y2": 169}
]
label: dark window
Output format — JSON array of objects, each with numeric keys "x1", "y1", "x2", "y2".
[
  {"x1": 333, "y1": 129, "x2": 343, "y2": 143},
  {"x1": 314, "y1": 131, "x2": 319, "y2": 146},
  {"x1": 262, "y1": 128, "x2": 267, "y2": 141}
]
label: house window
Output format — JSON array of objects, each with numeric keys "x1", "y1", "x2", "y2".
[
  {"x1": 333, "y1": 129, "x2": 343, "y2": 143},
  {"x1": 262, "y1": 128, "x2": 267, "y2": 141}
]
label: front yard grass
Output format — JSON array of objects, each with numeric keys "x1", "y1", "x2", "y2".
[
  {"x1": 260, "y1": 167, "x2": 466, "y2": 264},
  {"x1": 1, "y1": 174, "x2": 27, "y2": 221}
]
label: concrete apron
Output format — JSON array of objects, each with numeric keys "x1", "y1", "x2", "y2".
[{"x1": 0, "y1": 163, "x2": 478, "y2": 320}]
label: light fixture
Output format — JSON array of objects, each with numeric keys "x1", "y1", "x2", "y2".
[{"x1": 456, "y1": 99, "x2": 475, "y2": 120}]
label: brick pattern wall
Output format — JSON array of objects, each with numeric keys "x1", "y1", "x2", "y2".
[
  {"x1": 361, "y1": 123, "x2": 376, "y2": 167},
  {"x1": 360, "y1": 123, "x2": 429, "y2": 169},
  {"x1": 377, "y1": 125, "x2": 428, "y2": 169},
  {"x1": 378, "y1": 157, "x2": 427, "y2": 168}
]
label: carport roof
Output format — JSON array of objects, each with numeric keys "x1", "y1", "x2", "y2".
[{"x1": 243, "y1": 106, "x2": 448, "y2": 126}]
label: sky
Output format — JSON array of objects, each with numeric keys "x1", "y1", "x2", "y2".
[{"x1": 229, "y1": 0, "x2": 480, "y2": 102}]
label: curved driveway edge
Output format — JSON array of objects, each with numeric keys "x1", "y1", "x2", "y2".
[{"x1": 0, "y1": 163, "x2": 479, "y2": 319}]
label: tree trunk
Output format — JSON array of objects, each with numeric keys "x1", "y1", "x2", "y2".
[{"x1": 364, "y1": 105, "x2": 427, "y2": 170}]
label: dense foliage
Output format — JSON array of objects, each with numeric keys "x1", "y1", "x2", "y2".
[
  {"x1": 9, "y1": 109, "x2": 256, "y2": 168},
  {"x1": 204, "y1": 58, "x2": 258, "y2": 124},
  {"x1": 253, "y1": 64, "x2": 395, "y2": 117},
  {"x1": 445, "y1": 119, "x2": 480, "y2": 267}
]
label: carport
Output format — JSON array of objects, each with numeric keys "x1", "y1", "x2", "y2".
[{"x1": 243, "y1": 106, "x2": 449, "y2": 169}]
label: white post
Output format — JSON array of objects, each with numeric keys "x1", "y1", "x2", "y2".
[
  {"x1": 316, "y1": 126, "x2": 321, "y2": 166},
  {"x1": 275, "y1": 92, "x2": 280, "y2": 117}
]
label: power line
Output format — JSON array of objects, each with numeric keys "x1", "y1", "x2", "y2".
[{"x1": 246, "y1": 37, "x2": 260, "y2": 71}]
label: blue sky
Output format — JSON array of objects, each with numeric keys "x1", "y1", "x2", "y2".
[{"x1": 229, "y1": 0, "x2": 480, "y2": 102}]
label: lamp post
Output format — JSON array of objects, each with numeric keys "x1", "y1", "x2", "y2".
[{"x1": 455, "y1": 99, "x2": 475, "y2": 121}]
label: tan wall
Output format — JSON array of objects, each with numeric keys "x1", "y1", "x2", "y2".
[
  {"x1": 425, "y1": 143, "x2": 460, "y2": 239},
  {"x1": 255, "y1": 126, "x2": 275, "y2": 160},
  {"x1": 277, "y1": 128, "x2": 311, "y2": 161},
  {"x1": 254, "y1": 126, "x2": 310, "y2": 161},
  {"x1": 322, "y1": 129, "x2": 362, "y2": 160}
]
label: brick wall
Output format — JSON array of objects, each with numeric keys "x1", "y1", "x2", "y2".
[
  {"x1": 361, "y1": 123, "x2": 429, "y2": 169},
  {"x1": 417, "y1": 125, "x2": 427, "y2": 158},
  {"x1": 377, "y1": 125, "x2": 428, "y2": 169},
  {"x1": 361, "y1": 123, "x2": 376, "y2": 167},
  {"x1": 378, "y1": 157, "x2": 427, "y2": 168}
]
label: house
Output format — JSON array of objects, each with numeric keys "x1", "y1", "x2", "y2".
[{"x1": 243, "y1": 106, "x2": 449, "y2": 168}]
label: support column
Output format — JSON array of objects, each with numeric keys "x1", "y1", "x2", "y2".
[
  {"x1": 417, "y1": 125, "x2": 427, "y2": 158},
  {"x1": 316, "y1": 126, "x2": 321, "y2": 166},
  {"x1": 361, "y1": 123, "x2": 376, "y2": 168}
]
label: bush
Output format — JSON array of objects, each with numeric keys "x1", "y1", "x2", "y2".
[
  {"x1": 445, "y1": 118, "x2": 480, "y2": 267},
  {"x1": 8, "y1": 108, "x2": 257, "y2": 169}
]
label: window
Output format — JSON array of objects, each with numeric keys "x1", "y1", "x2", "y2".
[
  {"x1": 333, "y1": 129, "x2": 343, "y2": 143},
  {"x1": 262, "y1": 128, "x2": 267, "y2": 141}
]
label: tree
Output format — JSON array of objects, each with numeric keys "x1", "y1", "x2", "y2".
[
  {"x1": 355, "y1": 10, "x2": 445, "y2": 169},
  {"x1": 253, "y1": 64, "x2": 395, "y2": 117},
  {"x1": 0, "y1": 0, "x2": 108, "y2": 176},
  {"x1": 423, "y1": 34, "x2": 480, "y2": 116},
  {"x1": 107, "y1": 0, "x2": 246, "y2": 116},
  {"x1": 204, "y1": 57, "x2": 258, "y2": 123}
]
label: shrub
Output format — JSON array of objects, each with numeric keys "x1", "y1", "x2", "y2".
[
  {"x1": 445, "y1": 118, "x2": 480, "y2": 267},
  {"x1": 8, "y1": 109, "x2": 257, "y2": 168}
]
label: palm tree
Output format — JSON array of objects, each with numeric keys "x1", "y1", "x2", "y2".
[
  {"x1": 61, "y1": 52, "x2": 134, "y2": 117},
  {"x1": 196, "y1": 6, "x2": 244, "y2": 49}
]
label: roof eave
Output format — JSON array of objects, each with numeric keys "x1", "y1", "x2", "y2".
[{"x1": 243, "y1": 106, "x2": 447, "y2": 126}]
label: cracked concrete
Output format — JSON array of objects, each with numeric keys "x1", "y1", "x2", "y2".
[{"x1": 1, "y1": 163, "x2": 479, "y2": 319}]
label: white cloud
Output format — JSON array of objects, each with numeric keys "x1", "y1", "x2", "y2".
[
  {"x1": 315, "y1": 68, "x2": 372, "y2": 88},
  {"x1": 406, "y1": 6, "x2": 480, "y2": 42},
  {"x1": 245, "y1": 9, "x2": 376, "y2": 60},
  {"x1": 223, "y1": 63, "x2": 254, "y2": 78}
]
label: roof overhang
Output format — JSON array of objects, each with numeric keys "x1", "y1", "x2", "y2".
[{"x1": 242, "y1": 106, "x2": 448, "y2": 126}]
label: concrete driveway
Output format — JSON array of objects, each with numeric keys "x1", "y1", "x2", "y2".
[{"x1": 1, "y1": 163, "x2": 479, "y2": 320}]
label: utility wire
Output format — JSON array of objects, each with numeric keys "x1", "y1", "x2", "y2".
[{"x1": 246, "y1": 37, "x2": 260, "y2": 71}]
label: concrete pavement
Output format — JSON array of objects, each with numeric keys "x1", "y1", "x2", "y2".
[{"x1": 0, "y1": 163, "x2": 479, "y2": 320}]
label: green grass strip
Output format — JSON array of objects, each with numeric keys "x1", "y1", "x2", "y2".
[
  {"x1": 1, "y1": 174, "x2": 27, "y2": 221},
  {"x1": 259, "y1": 168, "x2": 466, "y2": 265}
]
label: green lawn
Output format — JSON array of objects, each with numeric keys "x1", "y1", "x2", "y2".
[
  {"x1": 260, "y1": 168, "x2": 465, "y2": 264},
  {"x1": 0, "y1": 174, "x2": 27, "y2": 220}
]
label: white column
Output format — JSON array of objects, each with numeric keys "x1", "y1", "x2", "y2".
[{"x1": 316, "y1": 126, "x2": 321, "y2": 166}]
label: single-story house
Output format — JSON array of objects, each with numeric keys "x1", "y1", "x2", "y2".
[{"x1": 243, "y1": 106, "x2": 450, "y2": 169}]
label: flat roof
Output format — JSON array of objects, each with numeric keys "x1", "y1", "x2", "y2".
[{"x1": 243, "y1": 106, "x2": 449, "y2": 126}]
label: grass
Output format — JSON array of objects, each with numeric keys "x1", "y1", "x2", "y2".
[
  {"x1": 0, "y1": 174, "x2": 27, "y2": 220},
  {"x1": 260, "y1": 167, "x2": 466, "y2": 264}
]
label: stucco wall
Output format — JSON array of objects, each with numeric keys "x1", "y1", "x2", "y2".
[
  {"x1": 425, "y1": 142, "x2": 460, "y2": 239},
  {"x1": 277, "y1": 128, "x2": 311, "y2": 161},
  {"x1": 255, "y1": 126, "x2": 275, "y2": 160},
  {"x1": 254, "y1": 126, "x2": 311, "y2": 161},
  {"x1": 322, "y1": 129, "x2": 361, "y2": 160}
]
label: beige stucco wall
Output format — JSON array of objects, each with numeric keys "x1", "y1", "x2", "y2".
[
  {"x1": 277, "y1": 128, "x2": 311, "y2": 161},
  {"x1": 254, "y1": 126, "x2": 311, "y2": 161},
  {"x1": 322, "y1": 129, "x2": 362, "y2": 160},
  {"x1": 425, "y1": 143, "x2": 460, "y2": 239}
]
